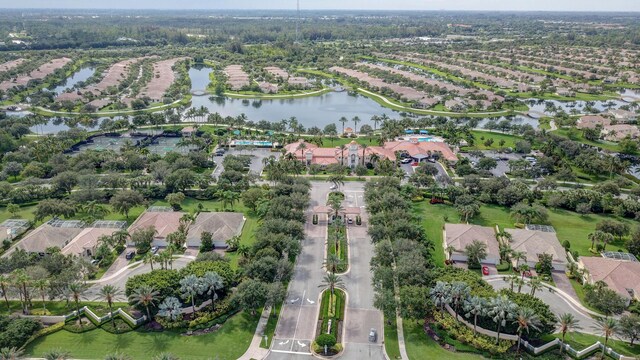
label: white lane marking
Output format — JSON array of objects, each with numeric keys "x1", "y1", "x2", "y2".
[
  {"x1": 278, "y1": 340, "x2": 290, "y2": 345},
  {"x1": 290, "y1": 297, "x2": 299, "y2": 304},
  {"x1": 297, "y1": 341, "x2": 307, "y2": 348},
  {"x1": 290, "y1": 290, "x2": 306, "y2": 351},
  {"x1": 270, "y1": 350, "x2": 312, "y2": 355},
  {"x1": 306, "y1": 298, "x2": 315, "y2": 304}
]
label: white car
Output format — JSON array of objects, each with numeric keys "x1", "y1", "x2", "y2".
[{"x1": 329, "y1": 184, "x2": 337, "y2": 190}]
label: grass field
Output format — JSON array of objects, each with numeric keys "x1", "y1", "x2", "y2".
[
  {"x1": 413, "y1": 200, "x2": 635, "y2": 262},
  {"x1": 551, "y1": 128, "x2": 621, "y2": 152},
  {"x1": 543, "y1": 332, "x2": 640, "y2": 357},
  {"x1": 261, "y1": 301, "x2": 283, "y2": 349},
  {"x1": 403, "y1": 319, "x2": 482, "y2": 360},
  {"x1": 0, "y1": 300, "x2": 129, "y2": 316},
  {"x1": 466, "y1": 130, "x2": 522, "y2": 151},
  {"x1": 25, "y1": 311, "x2": 258, "y2": 360},
  {"x1": 384, "y1": 316, "x2": 402, "y2": 360}
]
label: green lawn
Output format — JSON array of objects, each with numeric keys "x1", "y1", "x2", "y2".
[
  {"x1": 543, "y1": 332, "x2": 640, "y2": 357},
  {"x1": 0, "y1": 204, "x2": 38, "y2": 224},
  {"x1": 25, "y1": 311, "x2": 258, "y2": 360},
  {"x1": 465, "y1": 130, "x2": 522, "y2": 151},
  {"x1": 403, "y1": 319, "x2": 482, "y2": 360},
  {"x1": 261, "y1": 301, "x2": 282, "y2": 349},
  {"x1": 552, "y1": 128, "x2": 621, "y2": 152},
  {"x1": 384, "y1": 316, "x2": 401, "y2": 360},
  {"x1": 0, "y1": 301, "x2": 129, "y2": 316},
  {"x1": 413, "y1": 201, "x2": 634, "y2": 262},
  {"x1": 320, "y1": 137, "x2": 379, "y2": 148}
]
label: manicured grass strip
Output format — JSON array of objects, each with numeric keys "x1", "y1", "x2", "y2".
[
  {"x1": 318, "y1": 289, "x2": 346, "y2": 341},
  {"x1": 552, "y1": 128, "x2": 621, "y2": 152},
  {"x1": 403, "y1": 319, "x2": 482, "y2": 360},
  {"x1": 261, "y1": 301, "x2": 283, "y2": 349},
  {"x1": 0, "y1": 301, "x2": 129, "y2": 316},
  {"x1": 327, "y1": 224, "x2": 348, "y2": 273},
  {"x1": 25, "y1": 311, "x2": 258, "y2": 360},
  {"x1": 384, "y1": 316, "x2": 401, "y2": 360},
  {"x1": 543, "y1": 332, "x2": 640, "y2": 357}
]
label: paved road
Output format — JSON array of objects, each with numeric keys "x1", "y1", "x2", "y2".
[
  {"x1": 85, "y1": 256, "x2": 193, "y2": 302},
  {"x1": 341, "y1": 183, "x2": 385, "y2": 360},
  {"x1": 268, "y1": 182, "x2": 384, "y2": 360},
  {"x1": 269, "y1": 182, "x2": 329, "y2": 357},
  {"x1": 486, "y1": 277, "x2": 600, "y2": 334}
]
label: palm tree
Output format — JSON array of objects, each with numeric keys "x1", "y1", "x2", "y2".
[
  {"x1": 43, "y1": 349, "x2": 71, "y2": 360},
  {"x1": 528, "y1": 277, "x2": 544, "y2": 296},
  {"x1": 11, "y1": 269, "x2": 31, "y2": 314},
  {"x1": 128, "y1": 285, "x2": 160, "y2": 321},
  {"x1": 324, "y1": 253, "x2": 343, "y2": 274},
  {"x1": 339, "y1": 144, "x2": 346, "y2": 166},
  {"x1": 463, "y1": 240, "x2": 487, "y2": 268},
  {"x1": 180, "y1": 275, "x2": 204, "y2": 314},
  {"x1": 444, "y1": 245, "x2": 456, "y2": 261},
  {"x1": 111, "y1": 230, "x2": 130, "y2": 248},
  {"x1": 318, "y1": 273, "x2": 344, "y2": 297},
  {"x1": 222, "y1": 191, "x2": 240, "y2": 210},
  {"x1": 371, "y1": 115, "x2": 381, "y2": 132},
  {"x1": 68, "y1": 282, "x2": 87, "y2": 327},
  {"x1": 512, "y1": 251, "x2": 527, "y2": 269},
  {"x1": 514, "y1": 307, "x2": 541, "y2": 352},
  {"x1": 557, "y1": 313, "x2": 581, "y2": 355},
  {"x1": 352, "y1": 116, "x2": 361, "y2": 134},
  {"x1": 0, "y1": 347, "x2": 24, "y2": 360},
  {"x1": 33, "y1": 278, "x2": 49, "y2": 313},
  {"x1": 143, "y1": 252, "x2": 156, "y2": 271},
  {"x1": 100, "y1": 285, "x2": 121, "y2": 327},
  {"x1": 297, "y1": 142, "x2": 307, "y2": 163},
  {"x1": 429, "y1": 281, "x2": 452, "y2": 311},
  {"x1": 464, "y1": 296, "x2": 486, "y2": 336},
  {"x1": 201, "y1": 271, "x2": 224, "y2": 312},
  {"x1": 488, "y1": 296, "x2": 518, "y2": 344},
  {"x1": 327, "y1": 174, "x2": 345, "y2": 191},
  {"x1": 0, "y1": 275, "x2": 10, "y2": 311},
  {"x1": 157, "y1": 297, "x2": 183, "y2": 322},
  {"x1": 449, "y1": 281, "x2": 470, "y2": 320},
  {"x1": 339, "y1": 116, "x2": 348, "y2": 135},
  {"x1": 360, "y1": 143, "x2": 368, "y2": 166},
  {"x1": 596, "y1": 318, "x2": 619, "y2": 359}
]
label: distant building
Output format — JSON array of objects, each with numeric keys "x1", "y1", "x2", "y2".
[
  {"x1": 608, "y1": 109, "x2": 637, "y2": 123},
  {"x1": 576, "y1": 115, "x2": 610, "y2": 129},
  {"x1": 128, "y1": 208, "x2": 187, "y2": 247}
]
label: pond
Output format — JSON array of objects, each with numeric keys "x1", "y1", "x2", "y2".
[
  {"x1": 189, "y1": 65, "x2": 213, "y2": 92},
  {"x1": 49, "y1": 67, "x2": 96, "y2": 95}
]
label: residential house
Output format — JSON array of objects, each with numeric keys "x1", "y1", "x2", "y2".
[
  {"x1": 186, "y1": 212, "x2": 245, "y2": 248},
  {"x1": 443, "y1": 224, "x2": 500, "y2": 265},
  {"x1": 504, "y1": 228, "x2": 568, "y2": 271},
  {"x1": 578, "y1": 257, "x2": 640, "y2": 303},
  {"x1": 128, "y1": 209, "x2": 187, "y2": 247}
]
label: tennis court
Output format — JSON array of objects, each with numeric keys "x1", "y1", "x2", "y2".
[
  {"x1": 73, "y1": 136, "x2": 145, "y2": 153},
  {"x1": 144, "y1": 137, "x2": 198, "y2": 156}
]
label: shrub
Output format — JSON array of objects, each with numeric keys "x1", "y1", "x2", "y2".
[
  {"x1": 562, "y1": 240, "x2": 571, "y2": 250},
  {"x1": 496, "y1": 261, "x2": 510, "y2": 272},
  {"x1": 0, "y1": 316, "x2": 42, "y2": 349},
  {"x1": 434, "y1": 312, "x2": 513, "y2": 354},
  {"x1": 315, "y1": 333, "x2": 337, "y2": 347}
]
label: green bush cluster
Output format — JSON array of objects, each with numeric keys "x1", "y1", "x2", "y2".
[
  {"x1": 434, "y1": 312, "x2": 513, "y2": 355},
  {"x1": 319, "y1": 289, "x2": 345, "y2": 341},
  {"x1": 100, "y1": 318, "x2": 135, "y2": 334},
  {"x1": 21, "y1": 321, "x2": 64, "y2": 349},
  {"x1": 0, "y1": 316, "x2": 42, "y2": 349}
]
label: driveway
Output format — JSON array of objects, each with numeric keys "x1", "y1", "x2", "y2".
[
  {"x1": 486, "y1": 277, "x2": 600, "y2": 335},
  {"x1": 85, "y1": 256, "x2": 194, "y2": 302},
  {"x1": 551, "y1": 271, "x2": 580, "y2": 301}
]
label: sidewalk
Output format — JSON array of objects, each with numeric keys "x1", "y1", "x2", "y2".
[{"x1": 238, "y1": 306, "x2": 272, "y2": 360}]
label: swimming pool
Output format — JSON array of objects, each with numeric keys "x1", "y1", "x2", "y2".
[{"x1": 231, "y1": 140, "x2": 274, "y2": 147}]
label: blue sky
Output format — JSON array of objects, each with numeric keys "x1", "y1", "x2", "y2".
[{"x1": 3, "y1": 0, "x2": 639, "y2": 11}]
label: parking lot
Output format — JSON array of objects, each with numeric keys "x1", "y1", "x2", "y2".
[
  {"x1": 211, "y1": 147, "x2": 280, "y2": 177},
  {"x1": 460, "y1": 150, "x2": 521, "y2": 177}
]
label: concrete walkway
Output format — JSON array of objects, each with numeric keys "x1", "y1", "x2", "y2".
[
  {"x1": 395, "y1": 316, "x2": 409, "y2": 360},
  {"x1": 238, "y1": 306, "x2": 272, "y2": 360}
]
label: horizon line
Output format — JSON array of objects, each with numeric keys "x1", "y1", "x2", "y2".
[{"x1": 1, "y1": 8, "x2": 639, "y2": 13}]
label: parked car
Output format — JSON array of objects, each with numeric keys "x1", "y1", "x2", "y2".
[
  {"x1": 125, "y1": 251, "x2": 136, "y2": 260},
  {"x1": 347, "y1": 217, "x2": 353, "y2": 225},
  {"x1": 369, "y1": 328, "x2": 377, "y2": 342},
  {"x1": 151, "y1": 246, "x2": 159, "y2": 254},
  {"x1": 400, "y1": 158, "x2": 412, "y2": 164},
  {"x1": 482, "y1": 266, "x2": 490, "y2": 276}
]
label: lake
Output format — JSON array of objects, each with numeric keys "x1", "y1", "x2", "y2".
[{"x1": 50, "y1": 67, "x2": 96, "y2": 95}]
